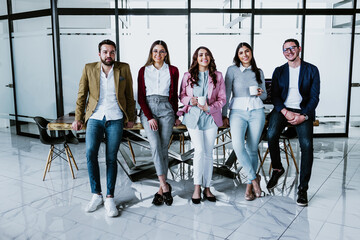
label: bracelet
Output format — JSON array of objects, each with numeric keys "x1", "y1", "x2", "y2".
[{"x1": 284, "y1": 110, "x2": 288, "y2": 117}]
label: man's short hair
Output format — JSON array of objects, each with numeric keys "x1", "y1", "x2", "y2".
[
  {"x1": 98, "y1": 39, "x2": 116, "y2": 52},
  {"x1": 283, "y1": 38, "x2": 300, "y2": 48}
]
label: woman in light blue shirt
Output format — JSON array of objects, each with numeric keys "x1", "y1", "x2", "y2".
[
  {"x1": 222, "y1": 42, "x2": 267, "y2": 201},
  {"x1": 178, "y1": 46, "x2": 226, "y2": 204}
]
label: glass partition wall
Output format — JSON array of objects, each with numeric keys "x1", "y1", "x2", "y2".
[
  {"x1": 0, "y1": 0, "x2": 359, "y2": 137},
  {"x1": 350, "y1": 13, "x2": 360, "y2": 132}
]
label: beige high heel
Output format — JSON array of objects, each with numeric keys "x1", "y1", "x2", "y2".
[
  {"x1": 252, "y1": 178, "x2": 264, "y2": 198},
  {"x1": 245, "y1": 192, "x2": 256, "y2": 201},
  {"x1": 245, "y1": 184, "x2": 255, "y2": 201}
]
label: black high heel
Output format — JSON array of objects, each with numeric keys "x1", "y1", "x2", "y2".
[
  {"x1": 203, "y1": 190, "x2": 216, "y2": 202},
  {"x1": 191, "y1": 190, "x2": 201, "y2": 204},
  {"x1": 191, "y1": 197, "x2": 201, "y2": 204},
  {"x1": 163, "y1": 182, "x2": 173, "y2": 206},
  {"x1": 152, "y1": 193, "x2": 164, "y2": 206}
]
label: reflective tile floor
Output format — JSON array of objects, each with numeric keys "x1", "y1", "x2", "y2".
[{"x1": 1, "y1": 129, "x2": 360, "y2": 240}]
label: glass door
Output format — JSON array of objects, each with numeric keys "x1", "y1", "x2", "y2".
[
  {"x1": 350, "y1": 14, "x2": 360, "y2": 136},
  {"x1": 0, "y1": 19, "x2": 15, "y2": 133}
]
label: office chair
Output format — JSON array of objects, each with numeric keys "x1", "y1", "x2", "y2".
[{"x1": 33, "y1": 116, "x2": 79, "y2": 180}]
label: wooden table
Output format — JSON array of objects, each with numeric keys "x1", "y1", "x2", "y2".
[
  {"x1": 48, "y1": 114, "x2": 232, "y2": 181},
  {"x1": 48, "y1": 114, "x2": 319, "y2": 181}
]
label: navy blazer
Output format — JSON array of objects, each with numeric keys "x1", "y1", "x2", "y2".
[{"x1": 271, "y1": 60, "x2": 320, "y2": 120}]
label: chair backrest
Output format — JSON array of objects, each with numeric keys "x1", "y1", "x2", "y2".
[
  {"x1": 33, "y1": 116, "x2": 53, "y2": 144},
  {"x1": 263, "y1": 79, "x2": 272, "y2": 105}
]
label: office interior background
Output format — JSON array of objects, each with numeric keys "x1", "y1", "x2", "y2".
[
  {"x1": 0, "y1": 0, "x2": 359, "y2": 137},
  {"x1": 1, "y1": 1, "x2": 360, "y2": 240}
]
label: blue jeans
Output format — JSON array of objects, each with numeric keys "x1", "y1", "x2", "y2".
[
  {"x1": 85, "y1": 117, "x2": 124, "y2": 196},
  {"x1": 230, "y1": 108, "x2": 265, "y2": 184},
  {"x1": 267, "y1": 109, "x2": 313, "y2": 191}
]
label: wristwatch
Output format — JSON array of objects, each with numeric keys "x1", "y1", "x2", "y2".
[{"x1": 303, "y1": 114, "x2": 309, "y2": 121}]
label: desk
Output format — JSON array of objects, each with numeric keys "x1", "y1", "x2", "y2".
[
  {"x1": 48, "y1": 114, "x2": 319, "y2": 181},
  {"x1": 48, "y1": 114, "x2": 232, "y2": 181}
]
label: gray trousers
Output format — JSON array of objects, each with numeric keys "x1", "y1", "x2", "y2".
[{"x1": 140, "y1": 95, "x2": 175, "y2": 177}]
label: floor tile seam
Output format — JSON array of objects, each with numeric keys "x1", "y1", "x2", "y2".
[
  {"x1": 0, "y1": 195, "x2": 73, "y2": 219},
  {"x1": 298, "y1": 149, "x2": 359, "y2": 240},
  {"x1": 341, "y1": 138, "x2": 359, "y2": 159},
  {"x1": 124, "y1": 197, "x2": 263, "y2": 223},
  {"x1": 122, "y1": 203, "x2": 228, "y2": 229},
  {"x1": 307, "y1": 144, "x2": 353, "y2": 208},
  {"x1": 0, "y1": 202, "x2": 28, "y2": 215},
  {"x1": 139, "y1": 212, "x2": 230, "y2": 239},
  {"x1": 268, "y1": 176, "x2": 337, "y2": 240},
  {"x1": 1, "y1": 204, "x2": 82, "y2": 237},
  {"x1": 71, "y1": 211, "x2": 165, "y2": 239},
  {"x1": 122, "y1": 201, "x2": 245, "y2": 238},
  {"x1": 345, "y1": 163, "x2": 360, "y2": 186},
  {"x1": 63, "y1": 222, "x2": 132, "y2": 240},
  {"x1": 225, "y1": 195, "x2": 274, "y2": 239},
  {"x1": 322, "y1": 220, "x2": 360, "y2": 230},
  {"x1": 1, "y1": 220, "x2": 56, "y2": 239},
  {"x1": 320, "y1": 156, "x2": 360, "y2": 213},
  {"x1": 19, "y1": 180, "x2": 75, "y2": 195},
  {"x1": 10, "y1": 171, "x2": 91, "y2": 194},
  {"x1": 276, "y1": 204, "x2": 309, "y2": 240}
]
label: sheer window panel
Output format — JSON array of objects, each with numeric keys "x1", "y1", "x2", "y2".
[
  {"x1": 11, "y1": 0, "x2": 50, "y2": 13},
  {"x1": 192, "y1": 0, "x2": 251, "y2": 8},
  {"x1": 255, "y1": 0, "x2": 303, "y2": 9},
  {"x1": 0, "y1": 0, "x2": 7, "y2": 15},
  {"x1": 58, "y1": 0, "x2": 115, "y2": 8},
  {"x1": 254, "y1": 15, "x2": 302, "y2": 79},
  {"x1": 125, "y1": 0, "x2": 187, "y2": 8},
  {"x1": 12, "y1": 17, "x2": 56, "y2": 124},
  {"x1": 119, "y1": 15, "x2": 187, "y2": 106},
  {"x1": 307, "y1": 0, "x2": 354, "y2": 9},
  {"x1": 350, "y1": 14, "x2": 360, "y2": 129},
  {"x1": 191, "y1": 13, "x2": 251, "y2": 74},
  {"x1": 59, "y1": 15, "x2": 116, "y2": 115},
  {"x1": 305, "y1": 15, "x2": 352, "y2": 134},
  {"x1": 0, "y1": 20, "x2": 15, "y2": 121}
]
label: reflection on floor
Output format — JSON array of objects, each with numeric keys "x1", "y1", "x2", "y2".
[{"x1": 0, "y1": 129, "x2": 360, "y2": 240}]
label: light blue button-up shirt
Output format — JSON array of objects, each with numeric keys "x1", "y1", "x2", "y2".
[{"x1": 182, "y1": 71, "x2": 216, "y2": 130}]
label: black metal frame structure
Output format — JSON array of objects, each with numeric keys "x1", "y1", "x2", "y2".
[{"x1": 1, "y1": 0, "x2": 359, "y2": 138}]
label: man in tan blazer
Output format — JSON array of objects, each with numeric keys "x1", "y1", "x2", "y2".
[{"x1": 72, "y1": 39, "x2": 135, "y2": 217}]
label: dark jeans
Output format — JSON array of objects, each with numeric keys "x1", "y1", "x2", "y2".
[
  {"x1": 267, "y1": 109, "x2": 313, "y2": 191},
  {"x1": 86, "y1": 117, "x2": 124, "y2": 196}
]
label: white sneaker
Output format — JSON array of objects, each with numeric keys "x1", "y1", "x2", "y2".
[
  {"x1": 85, "y1": 194, "x2": 103, "y2": 212},
  {"x1": 104, "y1": 197, "x2": 118, "y2": 217}
]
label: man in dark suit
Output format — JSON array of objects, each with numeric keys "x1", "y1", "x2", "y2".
[
  {"x1": 266, "y1": 38, "x2": 320, "y2": 207},
  {"x1": 72, "y1": 39, "x2": 135, "y2": 216}
]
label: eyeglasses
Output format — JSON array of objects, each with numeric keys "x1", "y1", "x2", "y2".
[
  {"x1": 283, "y1": 46, "x2": 297, "y2": 53},
  {"x1": 153, "y1": 50, "x2": 166, "y2": 55}
]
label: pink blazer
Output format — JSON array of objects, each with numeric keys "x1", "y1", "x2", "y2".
[{"x1": 177, "y1": 71, "x2": 226, "y2": 127}]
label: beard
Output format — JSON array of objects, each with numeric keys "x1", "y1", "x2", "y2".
[{"x1": 101, "y1": 57, "x2": 114, "y2": 66}]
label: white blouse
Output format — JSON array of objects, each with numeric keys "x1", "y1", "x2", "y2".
[{"x1": 144, "y1": 63, "x2": 171, "y2": 96}]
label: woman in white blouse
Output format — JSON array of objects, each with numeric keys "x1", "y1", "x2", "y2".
[
  {"x1": 138, "y1": 40, "x2": 181, "y2": 206},
  {"x1": 222, "y1": 42, "x2": 267, "y2": 201}
]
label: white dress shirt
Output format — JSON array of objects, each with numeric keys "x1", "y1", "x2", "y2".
[
  {"x1": 284, "y1": 66, "x2": 302, "y2": 109},
  {"x1": 90, "y1": 64, "x2": 123, "y2": 121},
  {"x1": 144, "y1": 63, "x2": 171, "y2": 96}
]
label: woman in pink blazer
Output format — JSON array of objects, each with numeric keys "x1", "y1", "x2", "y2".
[{"x1": 178, "y1": 46, "x2": 226, "y2": 204}]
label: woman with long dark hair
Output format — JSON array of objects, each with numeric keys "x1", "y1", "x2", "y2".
[
  {"x1": 222, "y1": 42, "x2": 267, "y2": 200},
  {"x1": 138, "y1": 40, "x2": 181, "y2": 206},
  {"x1": 178, "y1": 46, "x2": 226, "y2": 204}
]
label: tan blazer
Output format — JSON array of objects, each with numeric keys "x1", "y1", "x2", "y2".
[{"x1": 75, "y1": 61, "x2": 136, "y2": 124}]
